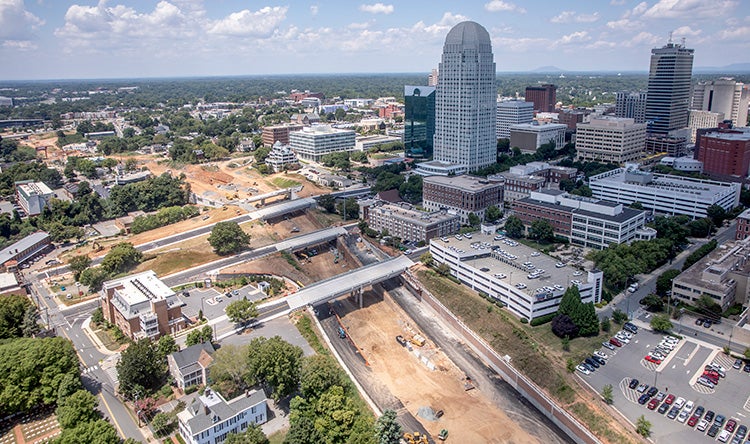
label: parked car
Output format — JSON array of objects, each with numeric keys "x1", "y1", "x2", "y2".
[
  {"x1": 708, "y1": 423, "x2": 721, "y2": 437},
  {"x1": 696, "y1": 318, "x2": 705, "y2": 326},
  {"x1": 734, "y1": 425, "x2": 747, "y2": 441},
  {"x1": 591, "y1": 355, "x2": 606, "y2": 366},
  {"x1": 668, "y1": 406, "x2": 680, "y2": 419},
  {"x1": 733, "y1": 359, "x2": 743, "y2": 370},
  {"x1": 645, "y1": 355, "x2": 662, "y2": 364},
  {"x1": 594, "y1": 350, "x2": 608, "y2": 360},
  {"x1": 725, "y1": 419, "x2": 737, "y2": 432},
  {"x1": 624, "y1": 322, "x2": 638, "y2": 333},
  {"x1": 655, "y1": 392, "x2": 666, "y2": 402},
  {"x1": 585, "y1": 357, "x2": 600, "y2": 369},
  {"x1": 695, "y1": 406, "x2": 705, "y2": 418},
  {"x1": 744, "y1": 363, "x2": 750, "y2": 373},
  {"x1": 636, "y1": 383, "x2": 649, "y2": 393},
  {"x1": 638, "y1": 393, "x2": 650, "y2": 405},
  {"x1": 674, "y1": 397, "x2": 685, "y2": 409},
  {"x1": 609, "y1": 337, "x2": 623, "y2": 347},
  {"x1": 684, "y1": 400, "x2": 694, "y2": 413},
  {"x1": 718, "y1": 430, "x2": 731, "y2": 443},
  {"x1": 647, "y1": 386, "x2": 659, "y2": 397},
  {"x1": 576, "y1": 364, "x2": 591, "y2": 375},
  {"x1": 715, "y1": 414, "x2": 726, "y2": 426},
  {"x1": 602, "y1": 341, "x2": 615, "y2": 350},
  {"x1": 629, "y1": 379, "x2": 640, "y2": 390},
  {"x1": 705, "y1": 411, "x2": 715, "y2": 422},
  {"x1": 647, "y1": 398, "x2": 660, "y2": 410},
  {"x1": 697, "y1": 419, "x2": 709, "y2": 432},
  {"x1": 678, "y1": 409, "x2": 690, "y2": 423},
  {"x1": 697, "y1": 377, "x2": 716, "y2": 388},
  {"x1": 704, "y1": 320, "x2": 713, "y2": 328},
  {"x1": 658, "y1": 402, "x2": 670, "y2": 414},
  {"x1": 688, "y1": 415, "x2": 700, "y2": 427},
  {"x1": 664, "y1": 394, "x2": 675, "y2": 405}
]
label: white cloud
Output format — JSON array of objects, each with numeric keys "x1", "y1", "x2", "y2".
[
  {"x1": 359, "y1": 3, "x2": 393, "y2": 15},
  {"x1": 586, "y1": 40, "x2": 617, "y2": 49},
  {"x1": 0, "y1": 0, "x2": 44, "y2": 41},
  {"x1": 207, "y1": 6, "x2": 288, "y2": 37},
  {"x1": 643, "y1": 0, "x2": 738, "y2": 19},
  {"x1": 3, "y1": 39, "x2": 37, "y2": 50},
  {"x1": 484, "y1": 1, "x2": 526, "y2": 14},
  {"x1": 610, "y1": 0, "x2": 626, "y2": 5},
  {"x1": 606, "y1": 18, "x2": 641, "y2": 31},
  {"x1": 550, "y1": 11, "x2": 600, "y2": 24},
  {"x1": 717, "y1": 26, "x2": 750, "y2": 41},
  {"x1": 554, "y1": 31, "x2": 590, "y2": 47},
  {"x1": 310, "y1": 5, "x2": 318, "y2": 16},
  {"x1": 622, "y1": 31, "x2": 661, "y2": 47},
  {"x1": 347, "y1": 22, "x2": 369, "y2": 30},
  {"x1": 631, "y1": 2, "x2": 649, "y2": 16},
  {"x1": 672, "y1": 25, "x2": 702, "y2": 37}
]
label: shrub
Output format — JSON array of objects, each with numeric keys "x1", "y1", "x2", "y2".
[
  {"x1": 530, "y1": 313, "x2": 556, "y2": 326},
  {"x1": 520, "y1": 318, "x2": 528, "y2": 324}
]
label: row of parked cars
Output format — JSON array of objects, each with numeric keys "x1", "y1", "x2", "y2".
[
  {"x1": 629, "y1": 365, "x2": 749, "y2": 443},
  {"x1": 579, "y1": 322, "x2": 639, "y2": 375},
  {"x1": 601, "y1": 322, "x2": 639, "y2": 351},
  {"x1": 643, "y1": 335, "x2": 681, "y2": 365}
]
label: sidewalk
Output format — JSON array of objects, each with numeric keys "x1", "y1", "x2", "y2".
[{"x1": 81, "y1": 317, "x2": 118, "y2": 356}]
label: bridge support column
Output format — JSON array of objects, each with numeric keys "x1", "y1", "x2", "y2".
[
  {"x1": 260, "y1": 198, "x2": 266, "y2": 206},
  {"x1": 351, "y1": 288, "x2": 363, "y2": 308}
]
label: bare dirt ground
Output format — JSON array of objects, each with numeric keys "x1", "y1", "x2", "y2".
[{"x1": 339, "y1": 292, "x2": 539, "y2": 443}]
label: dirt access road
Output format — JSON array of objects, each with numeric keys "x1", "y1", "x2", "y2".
[{"x1": 332, "y1": 283, "x2": 570, "y2": 443}]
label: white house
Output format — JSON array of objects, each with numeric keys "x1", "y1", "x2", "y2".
[{"x1": 177, "y1": 388, "x2": 268, "y2": 444}]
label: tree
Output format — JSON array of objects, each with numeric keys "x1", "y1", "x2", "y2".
[
  {"x1": 57, "y1": 374, "x2": 83, "y2": 402},
  {"x1": 284, "y1": 414, "x2": 321, "y2": 443},
  {"x1": 317, "y1": 194, "x2": 336, "y2": 213},
  {"x1": 78, "y1": 268, "x2": 109, "y2": 292},
  {"x1": 210, "y1": 344, "x2": 250, "y2": 395},
  {"x1": 650, "y1": 315, "x2": 673, "y2": 333},
  {"x1": 600, "y1": 316, "x2": 611, "y2": 333},
  {"x1": 467, "y1": 212, "x2": 480, "y2": 227},
  {"x1": 435, "y1": 263, "x2": 451, "y2": 277},
  {"x1": 150, "y1": 412, "x2": 176, "y2": 437},
  {"x1": 55, "y1": 419, "x2": 120, "y2": 444},
  {"x1": 612, "y1": 309, "x2": 628, "y2": 324},
  {"x1": 375, "y1": 409, "x2": 402, "y2": 444},
  {"x1": 225, "y1": 423, "x2": 269, "y2": 444},
  {"x1": 117, "y1": 339, "x2": 166, "y2": 399},
  {"x1": 156, "y1": 335, "x2": 178, "y2": 361},
  {"x1": 56, "y1": 389, "x2": 99, "y2": 429},
  {"x1": 300, "y1": 355, "x2": 345, "y2": 400},
  {"x1": 561, "y1": 335, "x2": 570, "y2": 351},
  {"x1": 0, "y1": 294, "x2": 34, "y2": 339},
  {"x1": 566, "y1": 358, "x2": 576, "y2": 373},
  {"x1": 601, "y1": 384, "x2": 613, "y2": 405},
  {"x1": 186, "y1": 325, "x2": 214, "y2": 347},
  {"x1": 100, "y1": 242, "x2": 143, "y2": 275},
  {"x1": 21, "y1": 305, "x2": 40, "y2": 338},
  {"x1": 528, "y1": 219, "x2": 554, "y2": 243},
  {"x1": 336, "y1": 197, "x2": 359, "y2": 220},
  {"x1": 640, "y1": 294, "x2": 664, "y2": 312},
  {"x1": 558, "y1": 286, "x2": 581, "y2": 318},
  {"x1": 485, "y1": 205, "x2": 502, "y2": 223},
  {"x1": 636, "y1": 415, "x2": 651, "y2": 437},
  {"x1": 706, "y1": 204, "x2": 727, "y2": 227},
  {"x1": 695, "y1": 294, "x2": 722, "y2": 315},
  {"x1": 246, "y1": 336, "x2": 303, "y2": 401},
  {"x1": 551, "y1": 314, "x2": 578, "y2": 338},
  {"x1": 208, "y1": 221, "x2": 251, "y2": 255},
  {"x1": 656, "y1": 269, "x2": 681, "y2": 296},
  {"x1": 226, "y1": 299, "x2": 258, "y2": 326},
  {"x1": 419, "y1": 252, "x2": 433, "y2": 268},
  {"x1": 504, "y1": 215, "x2": 524, "y2": 238},
  {"x1": 68, "y1": 255, "x2": 92, "y2": 281}
]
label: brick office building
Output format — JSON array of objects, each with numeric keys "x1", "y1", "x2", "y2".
[
  {"x1": 261, "y1": 124, "x2": 304, "y2": 147},
  {"x1": 695, "y1": 127, "x2": 750, "y2": 181},
  {"x1": 422, "y1": 175, "x2": 503, "y2": 225},
  {"x1": 525, "y1": 84, "x2": 557, "y2": 113}
]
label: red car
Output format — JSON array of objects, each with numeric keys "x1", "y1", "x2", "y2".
[
  {"x1": 688, "y1": 415, "x2": 699, "y2": 427},
  {"x1": 645, "y1": 355, "x2": 662, "y2": 364},
  {"x1": 647, "y1": 398, "x2": 660, "y2": 410},
  {"x1": 609, "y1": 337, "x2": 623, "y2": 347},
  {"x1": 702, "y1": 372, "x2": 720, "y2": 384},
  {"x1": 665, "y1": 394, "x2": 675, "y2": 405},
  {"x1": 726, "y1": 419, "x2": 737, "y2": 432}
]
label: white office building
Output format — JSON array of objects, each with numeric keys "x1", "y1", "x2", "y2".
[
  {"x1": 178, "y1": 388, "x2": 267, "y2": 444},
  {"x1": 496, "y1": 100, "x2": 534, "y2": 139},
  {"x1": 575, "y1": 117, "x2": 646, "y2": 163},
  {"x1": 421, "y1": 21, "x2": 496, "y2": 175},
  {"x1": 691, "y1": 78, "x2": 749, "y2": 128},
  {"x1": 289, "y1": 125, "x2": 355, "y2": 162},
  {"x1": 429, "y1": 234, "x2": 603, "y2": 320},
  {"x1": 688, "y1": 110, "x2": 725, "y2": 143},
  {"x1": 265, "y1": 142, "x2": 298, "y2": 173},
  {"x1": 588, "y1": 165, "x2": 740, "y2": 219}
]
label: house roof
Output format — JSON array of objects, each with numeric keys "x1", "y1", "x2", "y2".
[
  {"x1": 170, "y1": 342, "x2": 215, "y2": 371},
  {"x1": 180, "y1": 388, "x2": 267, "y2": 435},
  {"x1": 376, "y1": 189, "x2": 402, "y2": 203}
]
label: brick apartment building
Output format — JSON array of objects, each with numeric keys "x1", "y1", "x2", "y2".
[
  {"x1": 261, "y1": 124, "x2": 304, "y2": 147},
  {"x1": 695, "y1": 127, "x2": 750, "y2": 182},
  {"x1": 100, "y1": 270, "x2": 186, "y2": 340},
  {"x1": 422, "y1": 175, "x2": 503, "y2": 225},
  {"x1": 525, "y1": 84, "x2": 557, "y2": 113}
]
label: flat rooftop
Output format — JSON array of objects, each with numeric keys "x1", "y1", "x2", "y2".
[
  {"x1": 107, "y1": 270, "x2": 174, "y2": 306},
  {"x1": 592, "y1": 168, "x2": 736, "y2": 199},
  {"x1": 432, "y1": 233, "x2": 587, "y2": 296},
  {"x1": 424, "y1": 175, "x2": 501, "y2": 192}
]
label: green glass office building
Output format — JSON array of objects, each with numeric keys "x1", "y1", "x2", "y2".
[{"x1": 403, "y1": 85, "x2": 435, "y2": 159}]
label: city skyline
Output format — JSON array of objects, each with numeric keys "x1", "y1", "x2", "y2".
[{"x1": 0, "y1": 0, "x2": 749, "y2": 81}]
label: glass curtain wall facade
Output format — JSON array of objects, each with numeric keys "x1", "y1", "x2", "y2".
[{"x1": 403, "y1": 85, "x2": 436, "y2": 159}]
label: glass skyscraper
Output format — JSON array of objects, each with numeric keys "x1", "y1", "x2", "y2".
[{"x1": 403, "y1": 85, "x2": 435, "y2": 159}]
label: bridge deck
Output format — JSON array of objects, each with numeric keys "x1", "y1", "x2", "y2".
[{"x1": 285, "y1": 255, "x2": 414, "y2": 310}]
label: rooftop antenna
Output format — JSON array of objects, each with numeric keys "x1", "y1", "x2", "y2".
[
  {"x1": 668, "y1": 31, "x2": 673, "y2": 44},
  {"x1": 681, "y1": 37, "x2": 686, "y2": 47}
]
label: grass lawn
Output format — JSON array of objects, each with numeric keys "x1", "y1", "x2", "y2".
[
  {"x1": 269, "y1": 177, "x2": 302, "y2": 189},
  {"x1": 416, "y1": 268, "x2": 637, "y2": 444},
  {"x1": 268, "y1": 429, "x2": 287, "y2": 444}
]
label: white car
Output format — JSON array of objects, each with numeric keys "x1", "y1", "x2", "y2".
[
  {"x1": 683, "y1": 400, "x2": 694, "y2": 413},
  {"x1": 619, "y1": 331, "x2": 633, "y2": 339},
  {"x1": 576, "y1": 364, "x2": 591, "y2": 375},
  {"x1": 696, "y1": 419, "x2": 709, "y2": 432},
  {"x1": 718, "y1": 430, "x2": 731, "y2": 443},
  {"x1": 677, "y1": 409, "x2": 689, "y2": 423},
  {"x1": 663, "y1": 336, "x2": 679, "y2": 344},
  {"x1": 615, "y1": 334, "x2": 630, "y2": 344},
  {"x1": 515, "y1": 283, "x2": 527, "y2": 289},
  {"x1": 674, "y1": 397, "x2": 685, "y2": 409},
  {"x1": 531, "y1": 252, "x2": 540, "y2": 257},
  {"x1": 594, "y1": 350, "x2": 608, "y2": 360}
]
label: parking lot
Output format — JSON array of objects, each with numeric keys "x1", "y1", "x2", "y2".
[
  {"x1": 180, "y1": 284, "x2": 266, "y2": 321},
  {"x1": 580, "y1": 325, "x2": 750, "y2": 443}
]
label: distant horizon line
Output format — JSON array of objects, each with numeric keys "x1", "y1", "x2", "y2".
[{"x1": 1, "y1": 67, "x2": 748, "y2": 83}]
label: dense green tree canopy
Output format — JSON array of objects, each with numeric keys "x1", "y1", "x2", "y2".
[
  {"x1": 225, "y1": 423, "x2": 269, "y2": 444},
  {"x1": 245, "y1": 336, "x2": 303, "y2": 401},
  {"x1": 0, "y1": 294, "x2": 35, "y2": 339},
  {"x1": 116, "y1": 339, "x2": 167, "y2": 400},
  {"x1": 185, "y1": 325, "x2": 214, "y2": 347},
  {"x1": 100, "y1": 242, "x2": 143, "y2": 275},
  {"x1": 225, "y1": 299, "x2": 258, "y2": 325},
  {"x1": 209, "y1": 221, "x2": 251, "y2": 255},
  {"x1": 54, "y1": 419, "x2": 120, "y2": 444},
  {"x1": 375, "y1": 409, "x2": 402, "y2": 444},
  {"x1": 300, "y1": 355, "x2": 345, "y2": 400},
  {"x1": 56, "y1": 389, "x2": 100, "y2": 429},
  {"x1": 504, "y1": 215, "x2": 524, "y2": 238}
]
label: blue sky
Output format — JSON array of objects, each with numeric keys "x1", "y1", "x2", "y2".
[{"x1": 0, "y1": 0, "x2": 748, "y2": 80}]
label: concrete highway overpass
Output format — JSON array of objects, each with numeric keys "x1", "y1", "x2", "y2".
[{"x1": 285, "y1": 255, "x2": 414, "y2": 310}]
